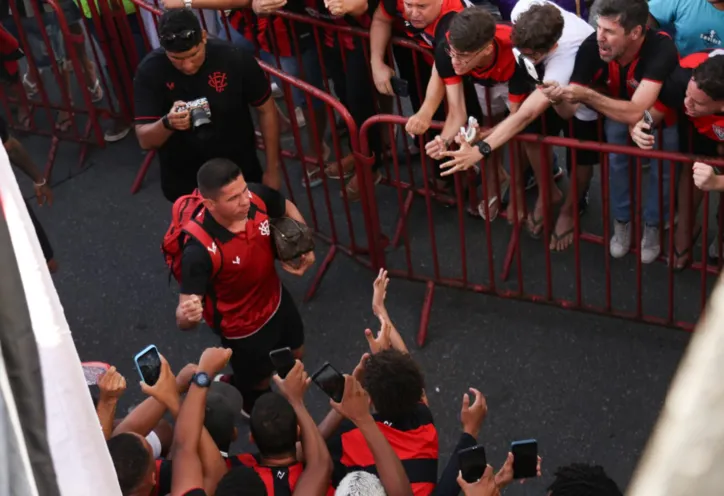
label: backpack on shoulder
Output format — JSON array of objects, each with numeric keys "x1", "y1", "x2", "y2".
[{"x1": 161, "y1": 189, "x2": 222, "y2": 284}]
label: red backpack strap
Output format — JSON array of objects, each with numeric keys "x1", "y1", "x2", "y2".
[{"x1": 183, "y1": 220, "x2": 222, "y2": 278}]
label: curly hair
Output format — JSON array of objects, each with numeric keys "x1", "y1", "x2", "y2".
[
  {"x1": 364, "y1": 349, "x2": 425, "y2": 420},
  {"x1": 511, "y1": 3, "x2": 564, "y2": 53},
  {"x1": 548, "y1": 463, "x2": 623, "y2": 496},
  {"x1": 693, "y1": 55, "x2": 724, "y2": 102}
]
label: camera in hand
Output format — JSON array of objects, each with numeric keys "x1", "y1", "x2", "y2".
[{"x1": 176, "y1": 97, "x2": 212, "y2": 129}]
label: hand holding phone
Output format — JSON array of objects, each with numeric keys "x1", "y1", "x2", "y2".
[
  {"x1": 458, "y1": 444, "x2": 487, "y2": 483},
  {"x1": 82, "y1": 361, "x2": 111, "y2": 386},
  {"x1": 311, "y1": 362, "x2": 345, "y2": 402},
  {"x1": 270, "y1": 347, "x2": 296, "y2": 379},
  {"x1": 134, "y1": 345, "x2": 162, "y2": 386},
  {"x1": 511, "y1": 439, "x2": 538, "y2": 479},
  {"x1": 642, "y1": 110, "x2": 654, "y2": 135},
  {"x1": 390, "y1": 76, "x2": 410, "y2": 98}
]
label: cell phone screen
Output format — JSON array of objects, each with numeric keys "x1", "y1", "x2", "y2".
[
  {"x1": 458, "y1": 445, "x2": 487, "y2": 483},
  {"x1": 269, "y1": 347, "x2": 296, "y2": 379},
  {"x1": 311, "y1": 363, "x2": 345, "y2": 402},
  {"x1": 511, "y1": 440, "x2": 538, "y2": 479},
  {"x1": 82, "y1": 362, "x2": 110, "y2": 386},
  {"x1": 135, "y1": 346, "x2": 162, "y2": 386}
]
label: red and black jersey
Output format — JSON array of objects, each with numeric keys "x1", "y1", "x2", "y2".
[
  {"x1": 0, "y1": 26, "x2": 22, "y2": 84},
  {"x1": 180, "y1": 187, "x2": 282, "y2": 339},
  {"x1": 570, "y1": 30, "x2": 679, "y2": 100},
  {"x1": 303, "y1": 0, "x2": 377, "y2": 50},
  {"x1": 435, "y1": 24, "x2": 517, "y2": 88},
  {"x1": 379, "y1": 0, "x2": 469, "y2": 50},
  {"x1": 327, "y1": 403, "x2": 439, "y2": 496},
  {"x1": 227, "y1": 453, "x2": 304, "y2": 495},
  {"x1": 152, "y1": 459, "x2": 173, "y2": 496},
  {"x1": 654, "y1": 51, "x2": 724, "y2": 143}
]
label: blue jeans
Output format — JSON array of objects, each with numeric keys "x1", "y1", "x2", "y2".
[
  {"x1": 219, "y1": 16, "x2": 324, "y2": 109},
  {"x1": 604, "y1": 119, "x2": 677, "y2": 225}
]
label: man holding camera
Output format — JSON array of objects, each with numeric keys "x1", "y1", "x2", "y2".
[{"x1": 134, "y1": 9, "x2": 281, "y2": 202}]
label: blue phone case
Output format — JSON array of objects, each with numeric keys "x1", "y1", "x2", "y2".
[
  {"x1": 134, "y1": 344, "x2": 159, "y2": 383},
  {"x1": 511, "y1": 438, "x2": 537, "y2": 448}
]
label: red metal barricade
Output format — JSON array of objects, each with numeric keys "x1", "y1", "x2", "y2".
[{"x1": 360, "y1": 115, "x2": 724, "y2": 345}]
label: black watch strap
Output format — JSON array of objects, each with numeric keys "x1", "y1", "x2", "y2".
[
  {"x1": 162, "y1": 114, "x2": 173, "y2": 130},
  {"x1": 472, "y1": 139, "x2": 492, "y2": 158}
]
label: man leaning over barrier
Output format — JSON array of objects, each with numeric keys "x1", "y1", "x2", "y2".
[
  {"x1": 539, "y1": 0, "x2": 679, "y2": 263},
  {"x1": 133, "y1": 9, "x2": 281, "y2": 202},
  {"x1": 439, "y1": 0, "x2": 599, "y2": 248},
  {"x1": 630, "y1": 51, "x2": 724, "y2": 270}
]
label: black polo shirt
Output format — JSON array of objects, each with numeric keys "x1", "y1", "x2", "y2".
[
  {"x1": 180, "y1": 183, "x2": 285, "y2": 296},
  {"x1": 182, "y1": 490, "x2": 206, "y2": 496},
  {"x1": 133, "y1": 39, "x2": 271, "y2": 202},
  {"x1": 570, "y1": 30, "x2": 679, "y2": 100}
]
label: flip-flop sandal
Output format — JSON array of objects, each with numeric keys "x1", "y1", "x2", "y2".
[
  {"x1": 550, "y1": 227, "x2": 575, "y2": 251},
  {"x1": 88, "y1": 79, "x2": 104, "y2": 103},
  {"x1": 478, "y1": 180, "x2": 510, "y2": 221},
  {"x1": 671, "y1": 226, "x2": 702, "y2": 272},
  {"x1": 55, "y1": 115, "x2": 73, "y2": 133},
  {"x1": 526, "y1": 211, "x2": 545, "y2": 239}
]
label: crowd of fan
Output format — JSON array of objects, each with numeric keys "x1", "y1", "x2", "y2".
[{"x1": 93, "y1": 271, "x2": 622, "y2": 496}]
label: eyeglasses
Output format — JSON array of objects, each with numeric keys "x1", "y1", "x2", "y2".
[
  {"x1": 160, "y1": 29, "x2": 197, "y2": 43},
  {"x1": 444, "y1": 45, "x2": 485, "y2": 63}
]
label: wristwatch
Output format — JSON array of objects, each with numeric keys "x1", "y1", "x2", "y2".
[
  {"x1": 472, "y1": 139, "x2": 492, "y2": 159},
  {"x1": 191, "y1": 372, "x2": 211, "y2": 388},
  {"x1": 162, "y1": 114, "x2": 173, "y2": 131}
]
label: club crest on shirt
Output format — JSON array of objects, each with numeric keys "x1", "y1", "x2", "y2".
[
  {"x1": 713, "y1": 125, "x2": 724, "y2": 141},
  {"x1": 259, "y1": 219, "x2": 270, "y2": 236}
]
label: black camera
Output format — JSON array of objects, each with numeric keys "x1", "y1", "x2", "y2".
[{"x1": 176, "y1": 97, "x2": 211, "y2": 129}]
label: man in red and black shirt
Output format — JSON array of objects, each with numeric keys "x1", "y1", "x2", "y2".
[
  {"x1": 176, "y1": 158, "x2": 315, "y2": 416},
  {"x1": 327, "y1": 349, "x2": 438, "y2": 495},
  {"x1": 630, "y1": 51, "x2": 724, "y2": 268},
  {"x1": 548, "y1": 0, "x2": 679, "y2": 264},
  {"x1": 426, "y1": 7, "x2": 520, "y2": 219}
]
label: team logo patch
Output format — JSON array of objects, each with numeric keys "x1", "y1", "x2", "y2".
[
  {"x1": 713, "y1": 125, "x2": 724, "y2": 141},
  {"x1": 259, "y1": 219, "x2": 270, "y2": 236},
  {"x1": 208, "y1": 71, "x2": 227, "y2": 93}
]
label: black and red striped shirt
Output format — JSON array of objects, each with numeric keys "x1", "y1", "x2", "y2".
[
  {"x1": 654, "y1": 51, "x2": 724, "y2": 143},
  {"x1": 570, "y1": 30, "x2": 679, "y2": 100},
  {"x1": 227, "y1": 453, "x2": 304, "y2": 495},
  {"x1": 327, "y1": 403, "x2": 439, "y2": 496}
]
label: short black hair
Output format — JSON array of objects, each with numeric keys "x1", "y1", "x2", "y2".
[
  {"x1": 250, "y1": 393, "x2": 298, "y2": 457},
  {"x1": 548, "y1": 463, "x2": 623, "y2": 496},
  {"x1": 596, "y1": 0, "x2": 649, "y2": 33},
  {"x1": 693, "y1": 54, "x2": 724, "y2": 101},
  {"x1": 511, "y1": 4, "x2": 564, "y2": 53},
  {"x1": 107, "y1": 433, "x2": 152, "y2": 496},
  {"x1": 215, "y1": 466, "x2": 268, "y2": 496},
  {"x1": 448, "y1": 7, "x2": 497, "y2": 54},
  {"x1": 197, "y1": 158, "x2": 243, "y2": 199},
  {"x1": 364, "y1": 349, "x2": 425, "y2": 420},
  {"x1": 158, "y1": 9, "x2": 203, "y2": 53}
]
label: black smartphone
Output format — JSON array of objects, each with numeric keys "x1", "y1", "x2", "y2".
[
  {"x1": 511, "y1": 439, "x2": 538, "y2": 479},
  {"x1": 269, "y1": 347, "x2": 296, "y2": 379},
  {"x1": 311, "y1": 362, "x2": 345, "y2": 402},
  {"x1": 458, "y1": 444, "x2": 487, "y2": 483},
  {"x1": 390, "y1": 76, "x2": 410, "y2": 98},
  {"x1": 134, "y1": 344, "x2": 162, "y2": 386},
  {"x1": 643, "y1": 110, "x2": 654, "y2": 135}
]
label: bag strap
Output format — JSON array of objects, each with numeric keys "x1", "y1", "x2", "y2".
[{"x1": 183, "y1": 220, "x2": 223, "y2": 278}]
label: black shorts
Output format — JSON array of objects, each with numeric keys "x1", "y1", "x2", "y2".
[
  {"x1": 221, "y1": 285, "x2": 304, "y2": 391},
  {"x1": 524, "y1": 107, "x2": 601, "y2": 167},
  {"x1": 678, "y1": 116, "x2": 719, "y2": 157}
]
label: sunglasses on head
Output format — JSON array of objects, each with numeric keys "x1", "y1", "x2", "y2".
[{"x1": 160, "y1": 29, "x2": 197, "y2": 43}]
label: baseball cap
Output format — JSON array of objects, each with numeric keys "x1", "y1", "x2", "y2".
[{"x1": 205, "y1": 381, "x2": 243, "y2": 453}]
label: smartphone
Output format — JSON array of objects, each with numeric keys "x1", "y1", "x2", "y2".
[
  {"x1": 134, "y1": 345, "x2": 162, "y2": 386},
  {"x1": 458, "y1": 444, "x2": 487, "y2": 483},
  {"x1": 643, "y1": 110, "x2": 654, "y2": 135},
  {"x1": 390, "y1": 76, "x2": 410, "y2": 98},
  {"x1": 82, "y1": 362, "x2": 111, "y2": 386},
  {"x1": 311, "y1": 362, "x2": 345, "y2": 402},
  {"x1": 511, "y1": 439, "x2": 538, "y2": 479},
  {"x1": 269, "y1": 347, "x2": 296, "y2": 379}
]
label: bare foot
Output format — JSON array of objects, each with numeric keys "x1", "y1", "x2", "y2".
[
  {"x1": 527, "y1": 187, "x2": 563, "y2": 238},
  {"x1": 550, "y1": 212, "x2": 575, "y2": 251}
]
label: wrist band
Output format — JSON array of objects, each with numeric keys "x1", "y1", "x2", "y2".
[{"x1": 34, "y1": 178, "x2": 46, "y2": 187}]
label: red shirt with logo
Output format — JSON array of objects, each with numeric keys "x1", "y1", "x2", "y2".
[
  {"x1": 180, "y1": 184, "x2": 285, "y2": 339},
  {"x1": 654, "y1": 51, "x2": 724, "y2": 143}
]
